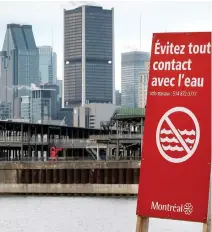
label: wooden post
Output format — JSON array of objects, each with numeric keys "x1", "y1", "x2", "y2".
[
  {"x1": 203, "y1": 183, "x2": 211, "y2": 232},
  {"x1": 136, "y1": 216, "x2": 149, "y2": 232}
]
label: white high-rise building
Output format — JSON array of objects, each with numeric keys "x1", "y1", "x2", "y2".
[
  {"x1": 138, "y1": 61, "x2": 150, "y2": 108},
  {"x1": 57, "y1": 79, "x2": 62, "y2": 99},
  {"x1": 121, "y1": 51, "x2": 150, "y2": 107}
]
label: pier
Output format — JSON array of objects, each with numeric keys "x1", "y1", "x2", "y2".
[
  {"x1": 0, "y1": 108, "x2": 144, "y2": 195},
  {"x1": 0, "y1": 161, "x2": 139, "y2": 195}
]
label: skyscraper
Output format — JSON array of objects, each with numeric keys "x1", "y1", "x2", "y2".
[
  {"x1": 115, "y1": 90, "x2": 121, "y2": 106},
  {"x1": 138, "y1": 61, "x2": 150, "y2": 108},
  {"x1": 38, "y1": 46, "x2": 57, "y2": 84},
  {"x1": 57, "y1": 79, "x2": 62, "y2": 99},
  {"x1": 0, "y1": 24, "x2": 39, "y2": 118},
  {"x1": 64, "y1": 5, "x2": 115, "y2": 107},
  {"x1": 121, "y1": 51, "x2": 150, "y2": 107}
]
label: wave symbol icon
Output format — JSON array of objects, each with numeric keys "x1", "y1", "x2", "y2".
[
  {"x1": 160, "y1": 137, "x2": 195, "y2": 144},
  {"x1": 160, "y1": 129, "x2": 196, "y2": 152},
  {"x1": 162, "y1": 145, "x2": 184, "y2": 151},
  {"x1": 160, "y1": 129, "x2": 196, "y2": 136}
]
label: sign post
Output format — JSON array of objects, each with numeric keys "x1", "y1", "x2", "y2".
[
  {"x1": 136, "y1": 216, "x2": 149, "y2": 232},
  {"x1": 136, "y1": 32, "x2": 212, "y2": 230},
  {"x1": 203, "y1": 183, "x2": 211, "y2": 232}
]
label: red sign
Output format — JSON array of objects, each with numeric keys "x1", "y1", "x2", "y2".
[{"x1": 136, "y1": 32, "x2": 211, "y2": 223}]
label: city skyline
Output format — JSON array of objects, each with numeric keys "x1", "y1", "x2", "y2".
[{"x1": 0, "y1": 1, "x2": 211, "y2": 92}]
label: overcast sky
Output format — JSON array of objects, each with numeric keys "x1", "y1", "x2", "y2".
[{"x1": 0, "y1": 0, "x2": 211, "y2": 91}]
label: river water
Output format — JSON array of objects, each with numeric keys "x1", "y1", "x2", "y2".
[{"x1": 0, "y1": 196, "x2": 202, "y2": 232}]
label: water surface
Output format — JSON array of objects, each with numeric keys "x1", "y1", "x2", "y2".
[{"x1": 0, "y1": 196, "x2": 202, "y2": 232}]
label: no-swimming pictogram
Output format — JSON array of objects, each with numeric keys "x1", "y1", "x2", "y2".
[{"x1": 156, "y1": 107, "x2": 200, "y2": 163}]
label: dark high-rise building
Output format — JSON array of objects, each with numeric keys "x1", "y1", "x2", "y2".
[
  {"x1": 0, "y1": 24, "x2": 39, "y2": 118},
  {"x1": 64, "y1": 5, "x2": 115, "y2": 108}
]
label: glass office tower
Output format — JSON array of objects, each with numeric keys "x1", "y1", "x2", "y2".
[{"x1": 64, "y1": 5, "x2": 115, "y2": 107}]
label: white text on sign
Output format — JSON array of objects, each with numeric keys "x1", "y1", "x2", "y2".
[
  {"x1": 152, "y1": 75, "x2": 203, "y2": 87},
  {"x1": 154, "y1": 41, "x2": 211, "y2": 55},
  {"x1": 151, "y1": 40, "x2": 211, "y2": 88}
]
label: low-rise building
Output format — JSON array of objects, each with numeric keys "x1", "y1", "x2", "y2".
[
  {"x1": 0, "y1": 102, "x2": 11, "y2": 120},
  {"x1": 73, "y1": 103, "x2": 116, "y2": 129},
  {"x1": 20, "y1": 88, "x2": 57, "y2": 123},
  {"x1": 58, "y1": 108, "x2": 73, "y2": 126},
  {"x1": 20, "y1": 96, "x2": 31, "y2": 120}
]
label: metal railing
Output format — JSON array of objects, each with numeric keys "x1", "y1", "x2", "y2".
[
  {"x1": 89, "y1": 134, "x2": 142, "y2": 140},
  {"x1": 0, "y1": 134, "x2": 142, "y2": 142},
  {"x1": 107, "y1": 155, "x2": 141, "y2": 161},
  {"x1": 0, "y1": 136, "x2": 87, "y2": 143},
  {"x1": 0, "y1": 155, "x2": 140, "y2": 162},
  {"x1": 0, "y1": 136, "x2": 107, "y2": 148}
]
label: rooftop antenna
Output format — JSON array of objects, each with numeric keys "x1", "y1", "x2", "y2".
[
  {"x1": 52, "y1": 28, "x2": 54, "y2": 52},
  {"x1": 140, "y1": 13, "x2": 141, "y2": 51},
  {"x1": 51, "y1": 28, "x2": 54, "y2": 83}
]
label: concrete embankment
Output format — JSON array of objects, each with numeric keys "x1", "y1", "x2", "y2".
[{"x1": 0, "y1": 161, "x2": 140, "y2": 195}]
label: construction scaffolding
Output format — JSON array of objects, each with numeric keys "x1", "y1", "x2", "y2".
[
  {"x1": 0, "y1": 120, "x2": 112, "y2": 161},
  {"x1": 0, "y1": 107, "x2": 145, "y2": 162},
  {"x1": 93, "y1": 107, "x2": 145, "y2": 160}
]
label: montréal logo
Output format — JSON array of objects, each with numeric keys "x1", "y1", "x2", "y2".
[{"x1": 151, "y1": 201, "x2": 193, "y2": 215}]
